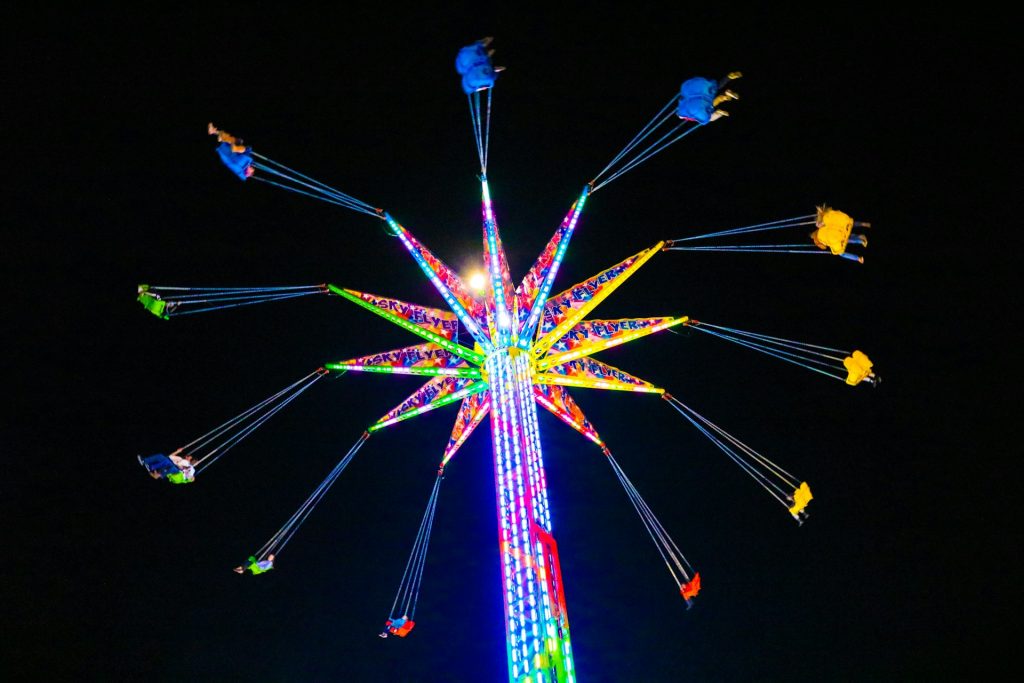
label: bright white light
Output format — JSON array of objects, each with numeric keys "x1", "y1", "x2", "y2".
[{"x1": 469, "y1": 271, "x2": 487, "y2": 293}]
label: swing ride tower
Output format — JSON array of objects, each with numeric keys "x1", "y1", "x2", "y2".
[
  {"x1": 479, "y1": 177, "x2": 577, "y2": 682},
  {"x1": 139, "y1": 40, "x2": 881, "y2": 683}
]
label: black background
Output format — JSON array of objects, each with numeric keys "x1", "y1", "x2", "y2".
[{"x1": 6, "y1": 5, "x2": 1015, "y2": 681}]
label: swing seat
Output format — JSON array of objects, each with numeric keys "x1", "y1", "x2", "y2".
[
  {"x1": 462, "y1": 64, "x2": 496, "y2": 94},
  {"x1": 139, "y1": 453, "x2": 180, "y2": 478},
  {"x1": 455, "y1": 43, "x2": 490, "y2": 75},
  {"x1": 680, "y1": 77, "x2": 716, "y2": 100},
  {"x1": 677, "y1": 77, "x2": 717, "y2": 124},
  {"x1": 456, "y1": 40, "x2": 498, "y2": 93},
  {"x1": 680, "y1": 572, "x2": 701, "y2": 601},
  {"x1": 386, "y1": 617, "x2": 415, "y2": 637},
  {"x1": 216, "y1": 142, "x2": 254, "y2": 181},
  {"x1": 812, "y1": 206, "x2": 855, "y2": 255},
  {"x1": 676, "y1": 96, "x2": 715, "y2": 124},
  {"x1": 166, "y1": 471, "x2": 194, "y2": 485},
  {"x1": 788, "y1": 482, "x2": 813, "y2": 516},
  {"x1": 843, "y1": 350, "x2": 874, "y2": 386},
  {"x1": 138, "y1": 291, "x2": 168, "y2": 319}
]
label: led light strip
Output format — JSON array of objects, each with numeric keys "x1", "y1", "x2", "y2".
[
  {"x1": 481, "y1": 180, "x2": 513, "y2": 346},
  {"x1": 533, "y1": 242, "x2": 664, "y2": 357},
  {"x1": 517, "y1": 352, "x2": 567, "y2": 681},
  {"x1": 384, "y1": 217, "x2": 493, "y2": 351},
  {"x1": 329, "y1": 285, "x2": 484, "y2": 364},
  {"x1": 534, "y1": 374, "x2": 664, "y2": 393},
  {"x1": 517, "y1": 187, "x2": 589, "y2": 350},
  {"x1": 441, "y1": 399, "x2": 491, "y2": 465},
  {"x1": 488, "y1": 355, "x2": 523, "y2": 673},
  {"x1": 533, "y1": 392, "x2": 604, "y2": 446},
  {"x1": 488, "y1": 351, "x2": 548, "y2": 679},
  {"x1": 538, "y1": 316, "x2": 688, "y2": 370},
  {"x1": 368, "y1": 381, "x2": 486, "y2": 431},
  {"x1": 325, "y1": 363, "x2": 481, "y2": 378}
]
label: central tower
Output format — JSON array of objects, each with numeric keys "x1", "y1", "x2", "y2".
[
  {"x1": 480, "y1": 172, "x2": 575, "y2": 682},
  {"x1": 486, "y1": 346, "x2": 574, "y2": 682}
]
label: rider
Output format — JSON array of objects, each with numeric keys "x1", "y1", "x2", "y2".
[
  {"x1": 138, "y1": 450, "x2": 196, "y2": 484},
  {"x1": 379, "y1": 615, "x2": 414, "y2": 638},
  {"x1": 677, "y1": 72, "x2": 741, "y2": 124},
  {"x1": 234, "y1": 554, "x2": 275, "y2": 575}
]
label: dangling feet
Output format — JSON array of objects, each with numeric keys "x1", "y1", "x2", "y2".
[
  {"x1": 713, "y1": 90, "x2": 740, "y2": 106},
  {"x1": 718, "y1": 71, "x2": 743, "y2": 90}
]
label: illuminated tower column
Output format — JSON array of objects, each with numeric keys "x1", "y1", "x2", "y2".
[{"x1": 487, "y1": 347, "x2": 575, "y2": 683}]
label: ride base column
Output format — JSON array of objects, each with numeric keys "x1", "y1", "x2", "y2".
[{"x1": 487, "y1": 347, "x2": 575, "y2": 683}]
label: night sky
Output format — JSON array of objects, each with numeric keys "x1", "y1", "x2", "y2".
[{"x1": 8, "y1": 6, "x2": 1013, "y2": 682}]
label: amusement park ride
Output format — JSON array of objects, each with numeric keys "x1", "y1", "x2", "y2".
[{"x1": 137, "y1": 39, "x2": 878, "y2": 683}]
